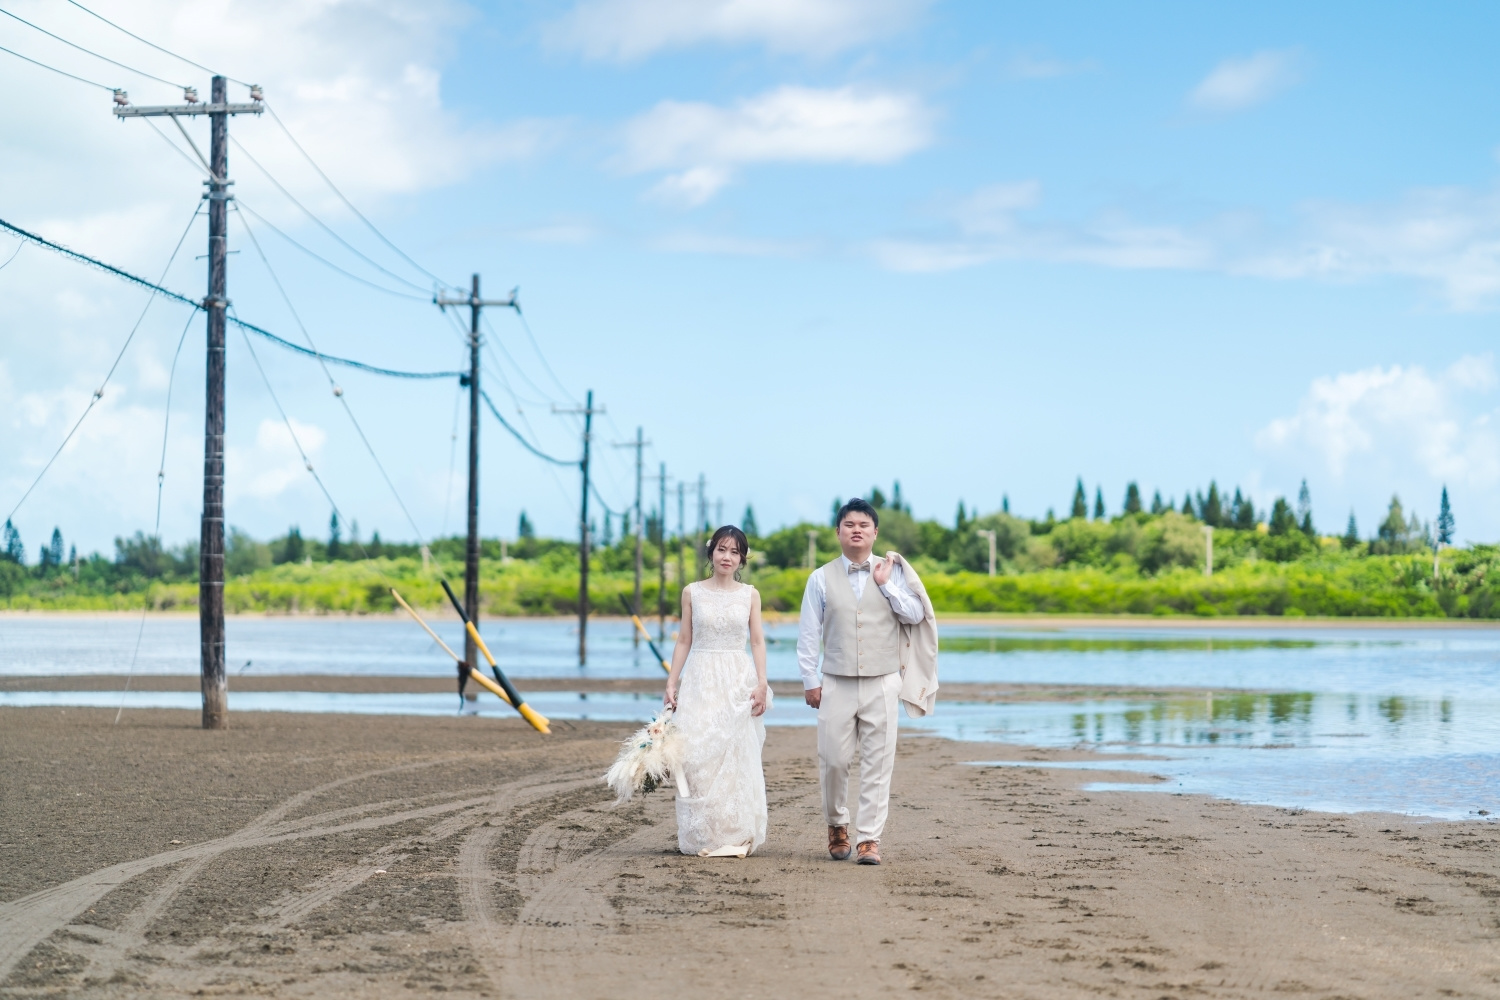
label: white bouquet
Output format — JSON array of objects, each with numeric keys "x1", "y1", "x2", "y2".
[{"x1": 604, "y1": 708, "x2": 690, "y2": 803}]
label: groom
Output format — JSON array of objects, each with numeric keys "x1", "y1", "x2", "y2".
[{"x1": 797, "y1": 498, "x2": 927, "y2": 865}]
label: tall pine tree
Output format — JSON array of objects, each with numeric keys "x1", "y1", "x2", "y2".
[
  {"x1": 1070, "y1": 479, "x2": 1088, "y2": 520},
  {"x1": 1296, "y1": 480, "x2": 1315, "y2": 537},
  {"x1": 518, "y1": 510, "x2": 535, "y2": 539},
  {"x1": 328, "y1": 511, "x2": 342, "y2": 560},
  {"x1": 1150, "y1": 490, "x2": 1164, "y2": 515},
  {"x1": 1342, "y1": 511, "x2": 1359, "y2": 550},
  {"x1": 2, "y1": 519, "x2": 23, "y2": 563},
  {"x1": 1436, "y1": 487, "x2": 1454, "y2": 546},
  {"x1": 1093, "y1": 487, "x2": 1106, "y2": 520},
  {"x1": 1123, "y1": 482, "x2": 1142, "y2": 515},
  {"x1": 1203, "y1": 482, "x2": 1223, "y2": 527},
  {"x1": 742, "y1": 505, "x2": 760, "y2": 538}
]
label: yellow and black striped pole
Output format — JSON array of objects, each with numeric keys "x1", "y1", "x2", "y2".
[
  {"x1": 390, "y1": 588, "x2": 520, "y2": 710},
  {"x1": 619, "y1": 595, "x2": 671, "y2": 673},
  {"x1": 439, "y1": 580, "x2": 550, "y2": 733}
]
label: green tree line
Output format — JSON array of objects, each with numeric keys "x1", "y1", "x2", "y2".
[{"x1": 0, "y1": 480, "x2": 1479, "y2": 617}]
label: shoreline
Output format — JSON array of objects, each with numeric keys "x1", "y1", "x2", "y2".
[
  {"x1": 2, "y1": 706, "x2": 1495, "y2": 996},
  {"x1": 0, "y1": 674, "x2": 1245, "y2": 700},
  {"x1": 5, "y1": 608, "x2": 1499, "y2": 629}
]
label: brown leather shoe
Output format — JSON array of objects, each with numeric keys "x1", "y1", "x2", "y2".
[
  {"x1": 827, "y1": 825, "x2": 851, "y2": 860},
  {"x1": 856, "y1": 840, "x2": 881, "y2": 865}
]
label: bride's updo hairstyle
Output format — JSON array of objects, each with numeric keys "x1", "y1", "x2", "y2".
[{"x1": 705, "y1": 525, "x2": 749, "y2": 577}]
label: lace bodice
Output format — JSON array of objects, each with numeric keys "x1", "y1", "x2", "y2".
[{"x1": 689, "y1": 581, "x2": 752, "y2": 652}]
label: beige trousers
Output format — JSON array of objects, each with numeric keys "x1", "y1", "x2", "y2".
[{"x1": 817, "y1": 671, "x2": 902, "y2": 844}]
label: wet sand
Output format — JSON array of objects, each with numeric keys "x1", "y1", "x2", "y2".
[{"x1": 2, "y1": 707, "x2": 1497, "y2": 998}]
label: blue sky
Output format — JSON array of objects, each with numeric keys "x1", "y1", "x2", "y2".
[{"x1": 3, "y1": 0, "x2": 1500, "y2": 557}]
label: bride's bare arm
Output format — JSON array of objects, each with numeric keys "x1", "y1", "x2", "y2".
[
  {"x1": 747, "y1": 589, "x2": 769, "y2": 717},
  {"x1": 664, "y1": 587, "x2": 693, "y2": 708}
]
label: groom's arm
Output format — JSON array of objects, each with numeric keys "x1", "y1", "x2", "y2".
[
  {"x1": 875, "y1": 559, "x2": 926, "y2": 625},
  {"x1": 796, "y1": 570, "x2": 825, "y2": 705}
]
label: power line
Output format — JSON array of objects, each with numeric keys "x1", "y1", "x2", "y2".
[
  {"x1": 229, "y1": 135, "x2": 432, "y2": 295},
  {"x1": 61, "y1": 0, "x2": 250, "y2": 86},
  {"x1": 234, "y1": 206, "x2": 430, "y2": 545},
  {"x1": 236, "y1": 199, "x2": 431, "y2": 301},
  {"x1": 262, "y1": 101, "x2": 453, "y2": 290},
  {"x1": 0, "y1": 41, "x2": 113, "y2": 90},
  {"x1": 479, "y1": 311, "x2": 560, "y2": 405},
  {"x1": 0, "y1": 239, "x2": 21, "y2": 271},
  {"x1": 513, "y1": 307, "x2": 575, "y2": 402},
  {"x1": 3, "y1": 203, "x2": 201, "y2": 523},
  {"x1": 141, "y1": 115, "x2": 212, "y2": 178},
  {"x1": 478, "y1": 389, "x2": 575, "y2": 466},
  {"x1": 0, "y1": 5, "x2": 184, "y2": 89},
  {"x1": 0, "y1": 213, "x2": 461, "y2": 379}
]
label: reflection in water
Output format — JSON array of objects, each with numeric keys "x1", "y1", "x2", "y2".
[{"x1": 939, "y1": 636, "x2": 1319, "y2": 653}]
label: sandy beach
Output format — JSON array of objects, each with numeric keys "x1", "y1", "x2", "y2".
[{"x1": 2, "y1": 705, "x2": 1497, "y2": 999}]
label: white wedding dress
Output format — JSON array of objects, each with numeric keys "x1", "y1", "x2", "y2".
[{"x1": 673, "y1": 581, "x2": 770, "y2": 856}]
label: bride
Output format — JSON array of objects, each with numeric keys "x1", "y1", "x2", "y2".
[{"x1": 663, "y1": 525, "x2": 771, "y2": 858}]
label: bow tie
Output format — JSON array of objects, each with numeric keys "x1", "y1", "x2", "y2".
[{"x1": 848, "y1": 561, "x2": 871, "y2": 573}]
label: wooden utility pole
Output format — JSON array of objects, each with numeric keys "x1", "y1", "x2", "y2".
[
  {"x1": 976, "y1": 528, "x2": 997, "y2": 576},
  {"x1": 695, "y1": 474, "x2": 707, "y2": 579},
  {"x1": 676, "y1": 481, "x2": 686, "y2": 604},
  {"x1": 654, "y1": 464, "x2": 666, "y2": 641},
  {"x1": 435, "y1": 276, "x2": 517, "y2": 674},
  {"x1": 116, "y1": 77, "x2": 262, "y2": 729},
  {"x1": 613, "y1": 426, "x2": 649, "y2": 644},
  {"x1": 555, "y1": 391, "x2": 602, "y2": 664}
]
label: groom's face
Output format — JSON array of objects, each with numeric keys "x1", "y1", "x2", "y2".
[{"x1": 837, "y1": 512, "x2": 878, "y2": 559}]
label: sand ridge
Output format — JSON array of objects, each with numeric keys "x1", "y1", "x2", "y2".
[{"x1": 2, "y1": 707, "x2": 1497, "y2": 998}]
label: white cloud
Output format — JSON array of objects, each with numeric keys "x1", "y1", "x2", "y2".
[
  {"x1": 228, "y1": 418, "x2": 328, "y2": 501},
  {"x1": 0, "y1": 0, "x2": 555, "y2": 266},
  {"x1": 1241, "y1": 185, "x2": 1500, "y2": 310},
  {"x1": 645, "y1": 167, "x2": 733, "y2": 208},
  {"x1": 546, "y1": 0, "x2": 928, "y2": 61},
  {"x1": 872, "y1": 180, "x2": 1214, "y2": 273},
  {"x1": 1256, "y1": 357, "x2": 1500, "y2": 490},
  {"x1": 1189, "y1": 49, "x2": 1302, "y2": 113},
  {"x1": 874, "y1": 177, "x2": 1500, "y2": 310},
  {"x1": 621, "y1": 85, "x2": 933, "y2": 204}
]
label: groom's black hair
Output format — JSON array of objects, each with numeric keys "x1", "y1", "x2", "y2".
[{"x1": 835, "y1": 498, "x2": 879, "y2": 529}]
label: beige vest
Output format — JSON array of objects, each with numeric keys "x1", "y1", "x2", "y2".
[{"x1": 820, "y1": 558, "x2": 902, "y2": 678}]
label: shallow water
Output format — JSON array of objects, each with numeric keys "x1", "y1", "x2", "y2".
[{"x1": 4, "y1": 615, "x2": 1498, "y2": 820}]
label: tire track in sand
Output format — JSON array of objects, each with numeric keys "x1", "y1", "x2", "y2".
[{"x1": 0, "y1": 756, "x2": 486, "y2": 982}]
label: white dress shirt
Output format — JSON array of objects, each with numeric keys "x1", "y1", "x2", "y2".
[{"x1": 796, "y1": 553, "x2": 925, "y2": 690}]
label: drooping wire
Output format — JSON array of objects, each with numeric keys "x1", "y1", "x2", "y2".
[
  {"x1": 0, "y1": 6, "x2": 184, "y2": 88},
  {"x1": 0, "y1": 41, "x2": 114, "y2": 89},
  {"x1": 0, "y1": 214, "x2": 461, "y2": 379},
  {"x1": 478, "y1": 389, "x2": 575, "y2": 466},
  {"x1": 229, "y1": 135, "x2": 432, "y2": 295},
  {"x1": 0, "y1": 239, "x2": 22, "y2": 271},
  {"x1": 236, "y1": 200, "x2": 430, "y2": 301},
  {"x1": 115, "y1": 306, "x2": 197, "y2": 726},
  {"x1": 3, "y1": 203, "x2": 201, "y2": 523},
  {"x1": 61, "y1": 0, "x2": 250, "y2": 86},
  {"x1": 234, "y1": 205, "x2": 430, "y2": 545},
  {"x1": 262, "y1": 101, "x2": 455, "y2": 290}
]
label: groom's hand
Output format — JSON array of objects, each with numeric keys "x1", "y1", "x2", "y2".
[
  {"x1": 804, "y1": 686, "x2": 822, "y2": 709},
  {"x1": 872, "y1": 553, "x2": 895, "y2": 587}
]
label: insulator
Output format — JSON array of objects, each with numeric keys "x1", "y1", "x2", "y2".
[
  {"x1": 113, "y1": 89, "x2": 129, "y2": 106},
  {"x1": 249, "y1": 84, "x2": 263, "y2": 102},
  {"x1": 184, "y1": 86, "x2": 199, "y2": 104},
  {"x1": 332, "y1": 386, "x2": 343, "y2": 397}
]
